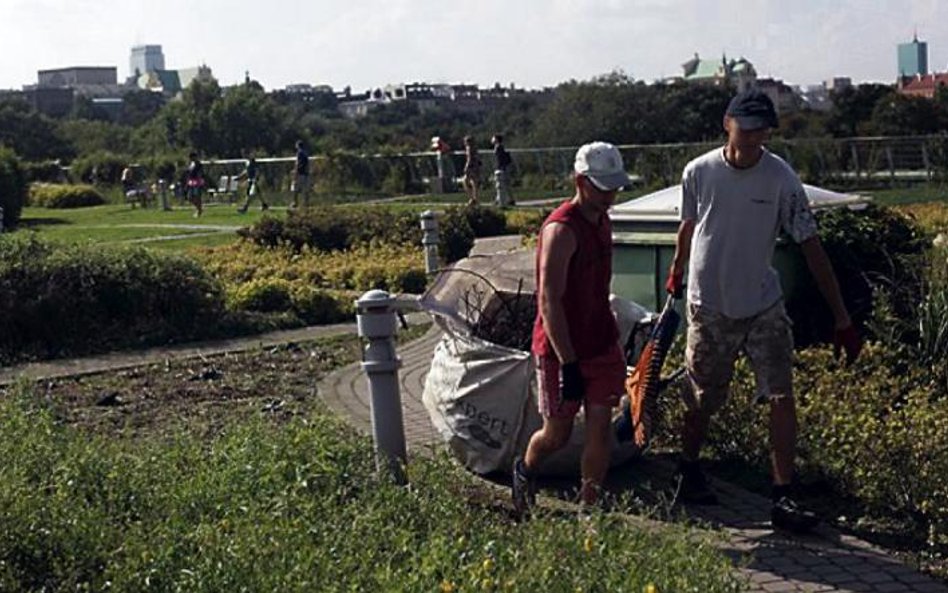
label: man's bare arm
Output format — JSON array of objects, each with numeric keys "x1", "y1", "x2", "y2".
[
  {"x1": 669, "y1": 219, "x2": 696, "y2": 278},
  {"x1": 538, "y1": 222, "x2": 578, "y2": 363},
  {"x1": 799, "y1": 236, "x2": 851, "y2": 329}
]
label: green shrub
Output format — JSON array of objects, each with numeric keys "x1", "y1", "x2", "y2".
[
  {"x1": 505, "y1": 208, "x2": 551, "y2": 238},
  {"x1": 69, "y1": 151, "x2": 129, "y2": 185},
  {"x1": 29, "y1": 183, "x2": 106, "y2": 208},
  {"x1": 227, "y1": 277, "x2": 294, "y2": 313},
  {"x1": 0, "y1": 389, "x2": 743, "y2": 593},
  {"x1": 290, "y1": 285, "x2": 355, "y2": 324},
  {"x1": 0, "y1": 147, "x2": 27, "y2": 229},
  {"x1": 438, "y1": 207, "x2": 475, "y2": 264},
  {"x1": 238, "y1": 215, "x2": 285, "y2": 247},
  {"x1": 784, "y1": 204, "x2": 929, "y2": 347},
  {"x1": 0, "y1": 236, "x2": 227, "y2": 363},
  {"x1": 21, "y1": 160, "x2": 66, "y2": 184},
  {"x1": 673, "y1": 341, "x2": 948, "y2": 553},
  {"x1": 282, "y1": 207, "x2": 351, "y2": 251},
  {"x1": 244, "y1": 207, "x2": 419, "y2": 252},
  {"x1": 461, "y1": 204, "x2": 508, "y2": 237},
  {"x1": 242, "y1": 205, "x2": 509, "y2": 266}
]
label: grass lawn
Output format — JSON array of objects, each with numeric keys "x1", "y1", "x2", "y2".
[
  {"x1": 16, "y1": 203, "x2": 267, "y2": 251},
  {"x1": 864, "y1": 182, "x2": 948, "y2": 206},
  {"x1": 12, "y1": 192, "x2": 561, "y2": 251},
  {"x1": 0, "y1": 330, "x2": 744, "y2": 593}
]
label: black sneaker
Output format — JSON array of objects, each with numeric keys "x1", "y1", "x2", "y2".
[
  {"x1": 771, "y1": 496, "x2": 819, "y2": 534},
  {"x1": 511, "y1": 456, "x2": 536, "y2": 517},
  {"x1": 674, "y1": 464, "x2": 719, "y2": 505}
]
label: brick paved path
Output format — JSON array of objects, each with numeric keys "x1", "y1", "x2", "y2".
[{"x1": 319, "y1": 324, "x2": 948, "y2": 593}]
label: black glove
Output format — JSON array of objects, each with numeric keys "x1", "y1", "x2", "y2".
[{"x1": 559, "y1": 361, "x2": 585, "y2": 402}]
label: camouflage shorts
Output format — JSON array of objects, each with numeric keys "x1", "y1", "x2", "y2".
[{"x1": 682, "y1": 300, "x2": 794, "y2": 414}]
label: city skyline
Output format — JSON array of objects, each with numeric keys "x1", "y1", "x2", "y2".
[{"x1": 2, "y1": 0, "x2": 948, "y2": 93}]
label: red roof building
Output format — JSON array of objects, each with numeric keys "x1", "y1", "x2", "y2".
[{"x1": 898, "y1": 72, "x2": 948, "y2": 98}]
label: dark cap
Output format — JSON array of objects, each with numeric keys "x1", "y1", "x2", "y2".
[{"x1": 726, "y1": 89, "x2": 778, "y2": 130}]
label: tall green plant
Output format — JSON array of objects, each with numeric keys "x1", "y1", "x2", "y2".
[{"x1": 0, "y1": 146, "x2": 27, "y2": 229}]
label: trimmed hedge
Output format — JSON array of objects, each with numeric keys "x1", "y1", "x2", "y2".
[
  {"x1": 240, "y1": 204, "x2": 512, "y2": 265},
  {"x1": 0, "y1": 147, "x2": 27, "y2": 229},
  {"x1": 29, "y1": 183, "x2": 106, "y2": 209},
  {"x1": 226, "y1": 278, "x2": 355, "y2": 325},
  {"x1": 0, "y1": 236, "x2": 227, "y2": 363}
]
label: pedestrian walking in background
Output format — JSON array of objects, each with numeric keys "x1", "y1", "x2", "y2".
[
  {"x1": 492, "y1": 134, "x2": 514, "y2": 207},
  {"x1": 463, "y1": 135, "x2": 482, "y2": 205},
  {"x1": 666, "y1": 89, "x2": 862, "y2": 533},
  {"x1": 291, "y1": 140, "x2": 311, "y2": 209},
  {"x1": 430, "y1": 135, "x2": 454, "y2": 193},
  {"x1": 236, "y1": 155, "x2": 269, "y2": 213},
  {"x1": 185, "y1": 152, "x2": 205, "y2": 217},
  {"x1": 512, "y1": 141, "x2": 632, "y2": 515}
]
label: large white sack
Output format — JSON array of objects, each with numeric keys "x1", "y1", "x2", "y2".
[{"x1": 422, "y1": 297, "x2": 651, "y2": 478}]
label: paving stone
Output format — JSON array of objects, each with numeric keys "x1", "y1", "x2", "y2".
[
  {"x1": 762, "y1": 581, "x2": 803, "y2": 592},
  {"x1": 873, "y1": 582, "x2": 916, "y2": 592},
  {"x1": 910, "y1": 583, "x2": 948, "y2": 592},
  {"x1": 858, "y1": 571, "x2": 895, "y2": 584},
  {"x1": 748, "y1": 571, "x2": 784, "y2": 584}
]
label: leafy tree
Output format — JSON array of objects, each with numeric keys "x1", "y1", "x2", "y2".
[
  {"x1": 0, "y1": 99, "x2": 74, "y2": 161},
  {"x1": 58, "y1": 119, "x2": 133, "y2": 156},
  {"x1": 529, "y1": 74, "x2": 648, "y2": 146},
  {"x1": 0, "y1": 146, "x2": 27, "y2": 228},
  {"x1": 176, "y1": 78, "x2": 222, "y2": 154},
  {"x1": 70, "y1": 96, "x2": 111, "y2": 122},
  {"x1": 869, "y1": 93, "x2": 940, "y2": 136},
  {"x1": 209, "y1": 81, "x2": 286, "y2": 157},
  {"x1": 827, "y1": 84, "x2": 894, "y2": 137},
  {"x1": 119, "y1": 90, "x2": 166, "y2": 127}
]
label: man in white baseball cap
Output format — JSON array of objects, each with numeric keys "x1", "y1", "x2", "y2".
[
  {"x1": 512, "y1": 141, "x2": 630, "y2": 515},
  {"x1": 573, "y1": 141, "x2": 633, "y2": 192}
]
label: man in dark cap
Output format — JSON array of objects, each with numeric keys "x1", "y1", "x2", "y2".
[{"x1": 665, "y1": 89, "x2": 862, "y2": 533}]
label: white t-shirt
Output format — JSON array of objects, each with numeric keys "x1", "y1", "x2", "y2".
[{"x1": 681, "y1": 147, "x2": 818, "y2": 319}]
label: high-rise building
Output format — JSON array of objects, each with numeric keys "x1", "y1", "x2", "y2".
[
  {"x1": 898, "y1": 34, "x2": 928, "y2": 77},
  {"x1": 130, "y1": 45, "x2": 165, "y2": 77}
]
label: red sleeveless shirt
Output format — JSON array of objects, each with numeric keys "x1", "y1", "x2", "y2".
[{"x1": 531, "y1": 200, "x2": 619, "y2": 360}]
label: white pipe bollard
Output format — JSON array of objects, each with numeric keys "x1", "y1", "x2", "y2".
[
  {"x1": 356, "y1": 289, "x2": 408, "y2": 484},
  {"x1": 420, "y1": 210, "x2": 439, "y2": 275}
]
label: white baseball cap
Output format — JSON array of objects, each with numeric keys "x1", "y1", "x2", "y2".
[{"x1": 574, "y1": 141, "x2": 631, "y2": 191}]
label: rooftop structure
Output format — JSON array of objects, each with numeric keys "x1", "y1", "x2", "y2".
[
  {"x1": 898, "y1": 34, "x2": 928, "y2": 78},
  {"x1": 898, "y1": 72, "x2": 948, "y2": 99},
  {"x1": 37, "y1": 66, "x2": 117, "y2": 88},
  {"x1": 676, "y1": 53, "x2": 757, "y2": 92},
  {"x1": 130, "y1": 45, "x2": 165, "y2": 77}
]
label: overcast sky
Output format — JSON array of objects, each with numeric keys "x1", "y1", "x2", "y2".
[{"x1": 2, "y1": 0, "x2": 947, "y2": 92}]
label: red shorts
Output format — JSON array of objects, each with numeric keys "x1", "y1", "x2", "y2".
[{"x1": 535, "y1": 345, "x2": 625, "y2": 418}]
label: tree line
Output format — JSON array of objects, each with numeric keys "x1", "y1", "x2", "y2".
[{"x1": 2, "y1": 72, "x2": 948, "y2": 166}]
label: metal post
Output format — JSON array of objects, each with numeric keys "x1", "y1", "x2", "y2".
[
  {"x1": 356, "y1": 289, "x2": 408, "y2": 484},
  {"x1": 0, "y1": 205, "x2": 4, "y2": 233},
  {"x1": 420, "y1": 210, "x2": 440, "y2": 275},
  {"x1": 158, "y1": 179, "x2": 171, "y2": 211},
  {"x1": 886, "y1": 145, "x2": 895, "y2": 183}
]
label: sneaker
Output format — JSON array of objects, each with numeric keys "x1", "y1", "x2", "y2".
[
  {"x1": 771, "y1": 496, "x2": 819, "y2": 534},
  {"x1": 674, "y1": 464, "x2": 719, "y2": 505},
  {"x1": 511, "y1": 456, "x2": 536, "y2": 517}
]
